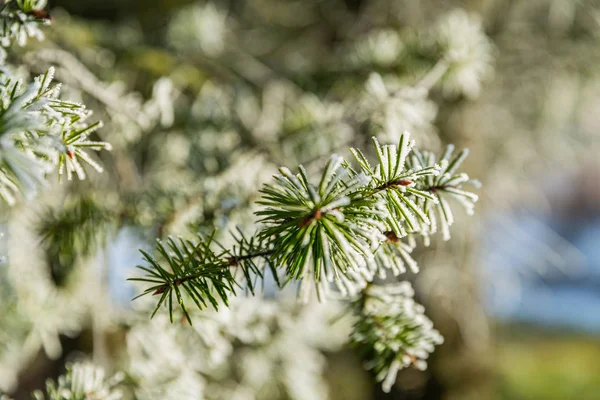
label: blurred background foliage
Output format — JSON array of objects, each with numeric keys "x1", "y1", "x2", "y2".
[{"x1": 1, "y1": 0, "x2": 599, "y2": 399}]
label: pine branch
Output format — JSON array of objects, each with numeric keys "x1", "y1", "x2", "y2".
[
  {"x1": 0, "y1": 0, "x2": 50, "y2": 58},
  {"x1": 132, "y1": 131, "x2": 479, "y2": 316},
  {"x1": 406, "y1": 145, "x2": 480, "y2": 243},
  {"x1": 130, "y1": 230, "x2": 276, "y2": 324},
  {"x1": 351, "y1": 282, "x2": 443, "y2": 393},
  {"x1": 31, "y1": 362, "x2": 123, "y2": 400},
  {"x1": 0, "y1": 67, "x2": 111, "y2": 205}
]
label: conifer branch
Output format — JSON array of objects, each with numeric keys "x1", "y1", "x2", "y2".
[
  {"x1": 351, "y1": 282, "x2": 443, "y2": 392},
  {"x1": 0, "y1": 0, "x2": 50, "y2": 57},
  {"x1": 0, "y1": 67, "x2": 111, "y2": 205},
  {"x1": 132, "y1": 131, "x2": 479, "y2": 313}
]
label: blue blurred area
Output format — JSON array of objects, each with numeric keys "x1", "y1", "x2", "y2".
[
  {"x1": 483, "y1": 211, "x2": 600, "y2": 333},
  {"x1": 106, "y1": 227, "x2": 148, "y2": 307}
]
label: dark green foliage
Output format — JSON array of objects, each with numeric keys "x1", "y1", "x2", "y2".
[{"x1": 37, "y1": 195, "x2": 112, "y2": 285}]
